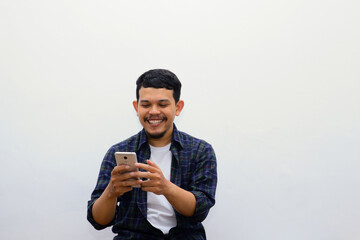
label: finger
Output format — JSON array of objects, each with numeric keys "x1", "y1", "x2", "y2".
[
  {"x1": 131, "y1": 171, "x2": 153, "y2": 180},
  {"x1": 122, "y1": 179, "x2": 142, "y2": 187},
  {"x1": 114, "y1": 178, "x2": 142, "y2": 188},
  {"x1": 114, "y1": 172, "x2": 139, "y2": 182},
  {"x1": 139, "y1": 178, "x2": 154, "y2": 187},
  {"x1": 135, "y1": 160, "x2": 160, "y2": 172},
  {"x1": 111, "y1": 167, "x2": 138, "y2": 182},
  {"x1": 146, "y1": 160, "x2": 159, "y2": 168},
  {"x1": 135, "y1": 162, "x2": 158, "y2": 172},
  {"x1": 112, "y1": 165, "x2": 130, "y2": 175}
]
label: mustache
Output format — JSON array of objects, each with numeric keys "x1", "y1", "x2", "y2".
[{"x1": 145, "y1": 115, "x2": 167, "y2": 121}]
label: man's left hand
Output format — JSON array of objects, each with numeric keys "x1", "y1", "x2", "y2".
[{"x1": 132, "y1": 160, "x2": 173, "y2": 196}]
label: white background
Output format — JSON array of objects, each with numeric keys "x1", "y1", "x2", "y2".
[{"x1": 1, "y1": 0, "x2": 359, "y2": 239}]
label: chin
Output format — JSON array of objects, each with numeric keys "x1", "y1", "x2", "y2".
[{"x1": 145, "y1": 130, "x2": 166, "y2": 139}]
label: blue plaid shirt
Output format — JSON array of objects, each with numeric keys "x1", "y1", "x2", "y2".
[{"x1": 87, "y1": 125, "x2": 217, "y2": 240}]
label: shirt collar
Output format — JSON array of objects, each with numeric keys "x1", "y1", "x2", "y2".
[{"x1": 171, "y1": 124, "x2": 183, "y2": 149}]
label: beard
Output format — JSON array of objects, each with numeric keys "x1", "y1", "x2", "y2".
[
  {"x1": 143, "y1": 115, "x2": 168, "y2": 140},
  {"x1": 145, "y1": 130, "x2": 167, "y2": 139}
]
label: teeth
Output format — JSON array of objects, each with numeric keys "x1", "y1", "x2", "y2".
[{"x1": 149, "y1": 120, "x2": 162, "y2": 124}]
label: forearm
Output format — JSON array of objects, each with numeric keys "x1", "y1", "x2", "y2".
[
  {"x1": 92, "y1": 185, "x2": 118, "y2": 225},
  {"x1": 164, "y1": 181, "x2": 196, "y2": 217}
]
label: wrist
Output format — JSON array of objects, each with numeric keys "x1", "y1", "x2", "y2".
[
  {"x1": 104, "y1": 183, "x2": 118, "y2": 199},
  {"x1": 163, "y1": 180, "x2": 176, "y2": 197}
]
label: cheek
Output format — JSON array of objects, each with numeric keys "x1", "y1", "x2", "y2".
[
  {"x1": 137, "y1": 111, "x2": 145, "y2": 119},
  {"x1": 168, "y1": 110, "x2": 177, "y2": 119}
]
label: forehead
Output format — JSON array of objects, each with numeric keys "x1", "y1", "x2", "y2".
[{"x1": 138, "y1": 87, "x2": 174, "y2": 101}]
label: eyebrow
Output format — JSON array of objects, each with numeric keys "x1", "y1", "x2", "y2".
[{"x1": 139, "y1": 99, "x2": 171, "y2": 103}]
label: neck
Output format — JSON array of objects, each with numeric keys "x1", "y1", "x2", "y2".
[{"x1": 147, "y1": 133, "x2": 172, "y2": 147}]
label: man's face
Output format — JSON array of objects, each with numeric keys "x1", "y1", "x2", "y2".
[{"x1": 133, "y1": 87, "x2": 184, "y2": 143}]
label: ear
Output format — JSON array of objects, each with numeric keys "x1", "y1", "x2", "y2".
[
  {"x1": 175, "y1": 100, "x2": 184, "y2": 116},
  {"x1": 133, "y1": 100, "x2": 139, "y2": 116}
]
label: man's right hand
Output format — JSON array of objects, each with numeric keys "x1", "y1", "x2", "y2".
[
  {"x1": 107, "y1": 165, "x2": 142, "y2": 198},
  {"x1": 92, "y1": 165, "x2": 142, "y2": 226}
]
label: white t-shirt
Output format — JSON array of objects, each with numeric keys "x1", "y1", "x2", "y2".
[{"x1": 147, "y1": 144, "x2": 177, "y2": 234}]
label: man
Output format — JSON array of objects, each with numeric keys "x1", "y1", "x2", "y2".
[{"x1": 87, "y1": 69, "x2": 217, "y2": 240}]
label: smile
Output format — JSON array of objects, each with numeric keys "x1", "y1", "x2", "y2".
[{"x1": 148, "y1": 120, "x2": 163, "y2": 124}]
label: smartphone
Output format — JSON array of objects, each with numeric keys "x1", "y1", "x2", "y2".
[{"x1": 114, "y1": 152, "x2": 140, "y2": 188}]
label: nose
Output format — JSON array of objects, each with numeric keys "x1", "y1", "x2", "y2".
[{"x1": 149, "y1": 105, "x2": 160, "y2": 115}]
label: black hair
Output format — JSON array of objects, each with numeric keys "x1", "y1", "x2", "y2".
[{"x1": 136, "y1": 69, "x2": 182, "y2": 103}]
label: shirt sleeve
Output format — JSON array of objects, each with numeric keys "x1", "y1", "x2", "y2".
[
  {"x1": 87, "y1": 146, "x2": 117, "y2": 230},
  {"x1": 189, "y1": 142, "x2": 217, "y2": 222}
]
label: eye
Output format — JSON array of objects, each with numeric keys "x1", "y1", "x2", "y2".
[
  {"x1": 159, "y1": 104, "x2": 169, "y2": 108},
  {"x1": 141, "y1": 104, "x2": 150, "y2": 108}
]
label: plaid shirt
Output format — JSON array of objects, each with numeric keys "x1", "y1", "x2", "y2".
[{"x1": 87, "y1": 125, "x2": 217, "y2": 240}]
